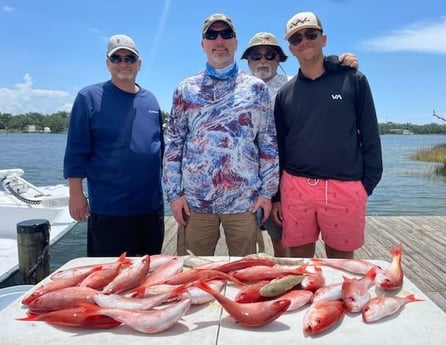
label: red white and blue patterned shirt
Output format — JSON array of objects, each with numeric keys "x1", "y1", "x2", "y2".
[{"x1": 163, "y1": 63, "x2": 279, "y2": 213}]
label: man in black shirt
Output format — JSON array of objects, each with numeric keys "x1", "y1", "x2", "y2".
[{"x1": 272, "y1": 11, "x2": 382, "y2": 259}]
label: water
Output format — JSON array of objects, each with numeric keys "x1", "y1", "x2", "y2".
[
  {"x1": 1, "y1": 133, "x2": 446, "y2": 280},
  {"x1": 0, "y1": 133, "x2": 67, "y2": 186},
  {"x1": 2, "y1": 133, "x2": 445, "y2": 216},
  {"x1": 368, "y1": 134, "x2": 446, "y2": 215}
]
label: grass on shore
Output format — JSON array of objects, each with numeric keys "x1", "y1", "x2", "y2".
[{"x1": 410, "y1": 143, "x2": 446, "y2": 175}]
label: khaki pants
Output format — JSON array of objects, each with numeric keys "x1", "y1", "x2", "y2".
[
  {"x1": 176, "y1": 225, "x2": 187, "y2": 256},
  {"x1": 182, "y1": 212, "x2": 258, "y2": 256}
]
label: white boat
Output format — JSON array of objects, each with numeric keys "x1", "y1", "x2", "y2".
[{"x1": 0, "y1": 169, "x2": 77, "y2": 283}]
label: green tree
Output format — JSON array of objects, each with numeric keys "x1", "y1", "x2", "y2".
[
  {"x1": 0, "y1": 113, "x2": 13, "y2": 130},
  {"x1": 8, "y1": 114, "x2": 28, "y2": 131},
  {"x1": 44, "y1": 111, "x2": 70, "y2": 132}
]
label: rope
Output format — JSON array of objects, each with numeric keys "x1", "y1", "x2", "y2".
[
  {"x1": 3, "y1": 180, "x2": 42, "y2": 205},
  {"x1": 26, "y1": 230, "x2": 50, "y2": 282}
]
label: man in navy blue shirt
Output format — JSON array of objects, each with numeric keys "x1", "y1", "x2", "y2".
[{"x1": 64, "y1": 34, "x2": 165, "y2": 256}]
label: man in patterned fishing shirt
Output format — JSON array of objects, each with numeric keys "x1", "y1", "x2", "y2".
[{"x1": 163, "y1": 13, "x2": 279, "y2": 256}]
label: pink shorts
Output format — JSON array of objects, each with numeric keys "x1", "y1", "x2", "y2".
[{"x1": 281, "y1": 172, "x2": 368, "y2": 251}]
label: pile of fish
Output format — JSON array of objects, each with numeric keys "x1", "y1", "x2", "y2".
[{"x1": 16, "y1": 244, "x2": 423, "y2": 336}]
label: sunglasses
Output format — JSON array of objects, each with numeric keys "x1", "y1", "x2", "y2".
[
  {"x1": 109, "y1": 54, "x2": 138, "y2": 64},
  {"x1": 203, "y1": 29, "x2": 236, "y2": 40},
  {"x1": 248, "y1": 51, "x2": 278, "y2": 61},
  {"x1": 289, "y1": 29, "x2": 321, "y2": 46}
]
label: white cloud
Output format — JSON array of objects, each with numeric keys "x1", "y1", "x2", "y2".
[
  {"x1": 0, "y1": 74, "x2": 73, "y2": 115},
  {"x1": 2, "y1": 5, "x2": 15, "y2": 12},
  {"x1": 363, "y1": 17, "x2": 446, "y2": 54}
]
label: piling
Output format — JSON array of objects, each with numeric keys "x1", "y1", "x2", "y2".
[{"x1": 16, "y1": 219, "x2": 50, "y2": 284}]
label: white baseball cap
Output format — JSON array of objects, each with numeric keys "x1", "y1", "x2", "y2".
[{"x1": 284, "y1": 12, "x2": 323, "y2": 40}]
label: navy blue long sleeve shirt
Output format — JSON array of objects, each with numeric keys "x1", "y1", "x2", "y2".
[{"x1": 64, "y1": 81, "x2": 164, "y2": 215}]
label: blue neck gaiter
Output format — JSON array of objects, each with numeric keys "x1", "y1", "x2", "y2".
[{"x1": 205, "y1": 62, "x2": 238, "y2": 80}]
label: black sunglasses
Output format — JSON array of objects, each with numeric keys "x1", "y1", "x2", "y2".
[
  {"x1": 109, "y1": 54, "x2": 138, "y2": 64},
  {"x1": 203, "y1": 29, "x2": 236, "y2": 40},
  {"x1": 248, "y1": 51, "x2": 278, "y2": 61},
  {"x1": 289, "y1": 29, "x2": 321, "y2": 46}
]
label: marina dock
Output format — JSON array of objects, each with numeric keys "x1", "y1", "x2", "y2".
[{"x1": 162, "y1": 215, "x2": 446, "y2": 313}]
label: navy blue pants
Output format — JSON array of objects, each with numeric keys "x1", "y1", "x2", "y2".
[{"x1": 87, "y1": 208, "x2": 165, "y2": 257}]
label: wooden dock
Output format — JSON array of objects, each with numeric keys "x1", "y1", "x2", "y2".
[{"x1": 162, "y1": 216, "x2": 446, "y2": 313}]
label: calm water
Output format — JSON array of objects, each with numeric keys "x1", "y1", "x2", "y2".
[
  {"x1": 1, "y1": 133, "x2": 445, "y2": 216},
  {"x1": 1, "y1": 133, "x2": 446, "y2": 280},
  {"x1": 369, "y1": 134, "x2": 446, "y2": 215}
]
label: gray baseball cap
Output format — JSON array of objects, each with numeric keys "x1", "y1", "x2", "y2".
[
  {"x1": 107, "y1": 34, "x2": 139, "y2": 57},
  {"x1": 202, "y1": 13, "x2": 236, "y2": 35}
]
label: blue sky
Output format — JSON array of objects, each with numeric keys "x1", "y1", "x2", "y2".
[{"x1": 1, "y1": 0, "x2": 445, "y2": 124}]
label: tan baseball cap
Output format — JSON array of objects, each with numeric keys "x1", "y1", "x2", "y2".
[
  {"x1": 284, "y1": 12, "x2": 323, "y2": 40},
  {"x1": 241, "y1": 32, "x2": 287, "y2": 62},
  {"x1": 202, "y1": 13, "x2": 236, "y2": 35}
]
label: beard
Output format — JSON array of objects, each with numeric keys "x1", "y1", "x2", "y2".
[
  {"x1": 253, "y1": 65, "x2": 273, "y2": 81},
  {"x1": 209, "y1": 49, "x2": 233, "y2": 67},
  {"x1": 115, "y1": 71, "x2": 135, "y2": 80}
]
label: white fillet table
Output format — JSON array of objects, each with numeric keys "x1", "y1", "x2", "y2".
[{"x1": 0, "y1": 256, "x2": 445, "y2": 345}]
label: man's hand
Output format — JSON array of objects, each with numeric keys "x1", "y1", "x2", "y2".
[
  {"x1": 251, "y1": 196, "x2": 272, "y2": 223},
  {"x1": 68, "y1": 193, "x2": 90, "y2": 221},
  {"x1": 170, "y1": 196, "x2": 190, "y2": 226},
  {"x1": 340, "y1": 52, "x2": 359, "y2": 70},
  {"x1": 270, "y1": 201, "x2": 283, "y2": 226}
]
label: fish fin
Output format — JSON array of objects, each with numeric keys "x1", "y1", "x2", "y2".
[
  {"x1": 132, "y1": 286, "x2": 145, "y2": 298},
  {"x1": 171, "y1": 283, "x2": 189, "y2": 296},
  {"x1": 365, "y1": 266, "x2": 377, "y2": 281},
  {"x1": 16, "y1": 311, "x2": 41, "y2": 321},
  {"x1": 77, "y1": 302, "x2": 102, "y2": 313}
]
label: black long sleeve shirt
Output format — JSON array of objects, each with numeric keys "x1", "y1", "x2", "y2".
[{"x1": 273, "y1": 57, "x2": 383, "y2": 200}]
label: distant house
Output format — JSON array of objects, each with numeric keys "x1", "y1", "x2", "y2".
[
  {"x1": 26, "y1": 125, "x2": 36, "y2": 133},
  {"x1": 389, "y1": 128, "x2": 414, "y2": 135},
  {"x1": 43, "y1": 127, "x2": 51, "y2": 133}
]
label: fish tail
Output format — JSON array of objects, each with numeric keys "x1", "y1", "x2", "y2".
[
  {"x1": 390, "y1": 244, "x2": 403, "y2": 258},
  {"x1": 117, "y1": 252, "x2": 133, "y2": 267},
  {"x1": 405, "y1": 294, "x2": 424, "y2": 303},
  {"x1": 118, "y1": 252, "x2": 132, "y2": 266},
  {"x1": 118, "y1": 252, "x2": 127, "y2": 262}
]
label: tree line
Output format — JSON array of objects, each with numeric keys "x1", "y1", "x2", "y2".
[{"x1": 1, "y1": 111, "x2": 446, "y2": 135}]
